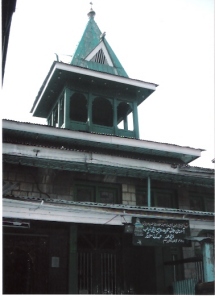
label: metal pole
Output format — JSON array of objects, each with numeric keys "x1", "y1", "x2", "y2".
[{"x1": 202, "y1": 241, "x2": 214, "y2": 282}]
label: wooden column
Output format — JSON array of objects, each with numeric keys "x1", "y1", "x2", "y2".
[
  {"x1": 147, "y1": 176, "x2": 151, "y2": 207},
  {"x1": 57, "y1": 100, "x2": 61, "y2": 128},
  {"x1": 202, "y1": 241, "x2": 214, "y2": 282},
  {"x1": 133, "y1": 101, "x2": 139, "y2": 139},
  {"x1": 88, "y1": 93, "x2": 93, "y2": 132},
  {"x1": 124, "y1": 116, "x2": 128, "y2": 130},
  {"x1": 113, "y1": 98, "x2": 117, "y2": 135},
  {"x1": 64, "y1": 88, "x2": 70, "y2": 129}
]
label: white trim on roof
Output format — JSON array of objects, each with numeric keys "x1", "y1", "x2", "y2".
[
  {"x1": 2, "y1": 120, "x2": 202, "y2": 159},
  {"x1": 56, "y1": 62, "x2": 157, "y2": 89},
  {"x1": 3, "y1": 199, "x2": 125, "y2": 225},
  {"x1": 31, "y1": 62, "x2": 157, "y2": 116}
]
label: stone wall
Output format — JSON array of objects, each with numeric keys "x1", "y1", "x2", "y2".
[{"x1": 3, "y1": 164, "x2": 74, "y2": 201}]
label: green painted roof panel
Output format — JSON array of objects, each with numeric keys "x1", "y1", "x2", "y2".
[{"x1": 71, "y1": 17, "x2": 128, "y2": 77}]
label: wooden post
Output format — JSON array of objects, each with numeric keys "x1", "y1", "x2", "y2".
[
  {"x1": 202, "y1": 241, "x2": 214, "y2": 282},
  {"x1": 147, "y1": 176, "x2": 151, "y2": 207},
  {"x1": 58, "y1": 100, "x2": 61, "y2": 128},
  {"x1": 68, "y1": 224, "x2": 78, "y2": 294},
  {"x1": 113, "y1": 98, "x2": 117, "y2": 135},
  {"x1": 124, "y1": 116, "x2": 128, "y2": 130},
  {"x1": 64, "y1": 88, "x2": 70, "y2": 129},
  {"x1": 132, "y1": 101, "x2": 139, "y2": 139},
  {"x1": 88, "y1": 93, "x2": 93, "y2": 132}
]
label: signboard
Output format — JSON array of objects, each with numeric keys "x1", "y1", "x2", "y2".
[{"x1": 132, "y1": 217, "x2": 190, "y2": 246}]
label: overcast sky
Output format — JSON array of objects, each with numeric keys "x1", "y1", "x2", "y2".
[{"x1": 2, "y1": 0, "x2": 214, "y2": 168}]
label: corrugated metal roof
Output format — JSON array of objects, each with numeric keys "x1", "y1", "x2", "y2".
[
  {"x1": 2, "y1": 119, "x2": 204, "y2": 166},
  {"x1": 3, "y1": 119, "x2": 204, "y2": 152}
]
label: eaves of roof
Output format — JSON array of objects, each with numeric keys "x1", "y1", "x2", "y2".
[
  {"x1": 179, "y1": 165, "x2": 214, "y2": 175},
  {"x1": 30, "y1": 61, "x2": 158, "y2": 118},
  {"x1": 3, "y1": 119, "x2": 203, "y2": 165},
  {"x1": 3, "y1": 148, "x2": 214, "y2": 188}
]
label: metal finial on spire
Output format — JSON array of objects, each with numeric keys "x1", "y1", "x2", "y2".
[{"x1": 88, "y1": 2, "x2": 96, "y2": 18}]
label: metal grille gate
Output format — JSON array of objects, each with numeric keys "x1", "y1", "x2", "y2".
[
  {"x1": 78, "y1": 252, "x2": 93, "y2": 294},
  {"x1": 78, "y1": 251, "x2": 117, "y2": 294}
]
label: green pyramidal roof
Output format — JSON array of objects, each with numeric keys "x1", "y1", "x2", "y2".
[{"x1": 71, "y1": 10, "x2": 128, "y2": 78}]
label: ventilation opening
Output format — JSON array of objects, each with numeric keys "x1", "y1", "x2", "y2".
[{"x1": 91, "y1": 49, "x2": 108, "y2": 65}]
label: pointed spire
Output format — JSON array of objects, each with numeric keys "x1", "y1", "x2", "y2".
[
  {"x1": 87, "y1": 2, "x2": 96, "y2": 19},
  {"x1": 71, "y1": 3, "x2": 128, "y2": 77}
]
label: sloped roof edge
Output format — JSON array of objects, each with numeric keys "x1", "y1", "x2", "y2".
[{"x1": 3, "y1": 119, "x2": 204, "y2": 161}]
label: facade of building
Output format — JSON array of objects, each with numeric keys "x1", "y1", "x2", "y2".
[{"x1": 2, "y1": 7, "x2": 214, "y2": 295}]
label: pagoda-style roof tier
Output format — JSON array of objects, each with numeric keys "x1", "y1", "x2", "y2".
[{"x1": 31, "y1": 62, "x2": 158, "y2": 118}]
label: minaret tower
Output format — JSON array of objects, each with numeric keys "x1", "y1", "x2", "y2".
[{"x1": 31, "y1": 5, "x2": 157, "y2": 139}]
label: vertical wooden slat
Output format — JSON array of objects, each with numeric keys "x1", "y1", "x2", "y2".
[
  {"x1": 114, "y1": 254, "x2": 117, "y2": 294},
  {"x1": 90, "y1": 252, "x2": 93, "y2": 294},
  {"x1": 101, "y1": 253, "x2": 103, "y2": 293},
  {"x1": 111, "y1": 253, "x2": 113, "y2": 294},
  {"x1": 68, "y1": 224, "x2": 78, "y2": 294},
  {"x1": 105, "y1": 253, "x2": 107, "y2": 292},
  {"x1": 107, "y1": 253, "x2": 110, "y2": 292},
  {"x1": 87, "y1": 253, "x2": 89, "y2": 292}
]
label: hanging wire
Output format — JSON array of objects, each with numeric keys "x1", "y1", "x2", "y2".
[{"x1": 104, "y1": 214, "x2": 118, "y2": 225}]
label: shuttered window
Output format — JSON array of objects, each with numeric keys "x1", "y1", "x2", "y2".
[
  {"x1": 136, "y1": 187, "x2": 177, "y2": 209},
  {"x1": 75, "y1": 182, "x2": 120, "y2": 204},
  {"x1": 189, "y1": 193, "x2": 214, "y2": 212}
]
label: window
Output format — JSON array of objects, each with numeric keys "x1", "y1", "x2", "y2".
[
  {"x1": 189, "y1": 195, "x2": 203, "y2": 211},
  {"x1": 136, "y1": 188, "x2": 147, "y2": 206},
  {"x1": 136, "y1": 187, "x2": 177, "y2": 208},
  {"x1": 75, "y1": 182, "x2": 120, "y2": 204},
  {"x1": 204, "y1": 197, "x2": 214, "y2": 212},
  {"x1": 153, "y1": 190, "x2": 176, "y2": 208},
  {"x1": 98, "y1": 188, "x2": 116, "y2": 204},
  {"x1": 76, "y1": 185, "x2": 95, "y2": 202},
  {"x1": 189, "y1": 193, "x2": 214, "y2": 212}
]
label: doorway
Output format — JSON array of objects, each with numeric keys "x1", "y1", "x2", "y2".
[
  {"x1": 3, "y1": 234, "x2": 49, "y2": 294},
  {"x1": 77, "y1": 226, "x2": 122, "y2": 294},
  {"x1": 77, "y1": 225, "x2": 156, "y2": 294}
]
